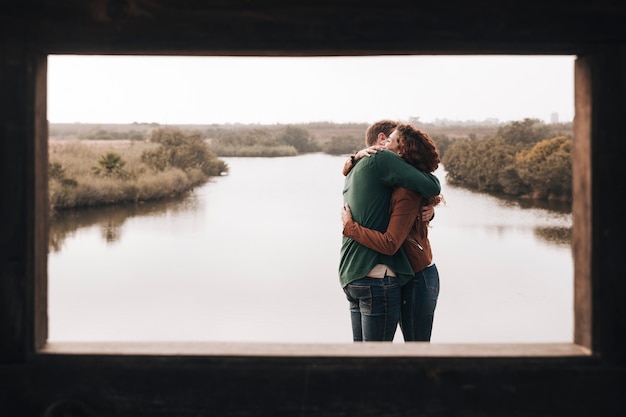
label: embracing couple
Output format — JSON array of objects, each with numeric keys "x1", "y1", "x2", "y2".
[{"x1": 339, "y1": 120, "x2": 443, "y2": 342}]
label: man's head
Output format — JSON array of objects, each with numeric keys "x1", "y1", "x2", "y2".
[{"x1": 365, "y1": 120, "x2": 399, "y2": 146}]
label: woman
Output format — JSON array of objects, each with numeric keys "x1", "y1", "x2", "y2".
[{"x1": 342, "y1": 123, "x2": 443, "y2": 341}]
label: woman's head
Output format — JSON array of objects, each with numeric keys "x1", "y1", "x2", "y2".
[{"x1": 386, "y1": 123, "x2": 440, "y2": 173}]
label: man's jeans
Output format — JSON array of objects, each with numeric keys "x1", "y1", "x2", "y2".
[
  {"x1": 400, "y1": 264, "x2": 440, "y2": 342},
  {"x1": 343, "y1": 275, "x2": 401, "y2": 342}
]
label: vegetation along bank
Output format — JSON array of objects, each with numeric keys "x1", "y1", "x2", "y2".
[
  {"x1": 49, "y1": 118, "x2": 573, "y2": 210},
  {"x1": 49, "y1": 127, "x2": 227, "y2": 211}
]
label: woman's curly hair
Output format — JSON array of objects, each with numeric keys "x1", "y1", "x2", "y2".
[
  {"x1": 396, "y1": 123, "x2": 443, "y2": 207},
  {"x1": 396, "y1": 123, "x2": 440, "y2": 173}
]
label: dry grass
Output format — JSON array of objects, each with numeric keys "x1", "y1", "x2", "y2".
[{"x1": 48, "y1": 140, "x2": 199, "y2": 210}]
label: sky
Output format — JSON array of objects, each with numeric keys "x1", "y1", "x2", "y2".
[{"x1": 47, "y1": 55, "x2": 575, "y2": 125}]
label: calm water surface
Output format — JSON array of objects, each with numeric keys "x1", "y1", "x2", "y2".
[{"x1": 48, "y1": 153, "x2": 573, "y2": 344}]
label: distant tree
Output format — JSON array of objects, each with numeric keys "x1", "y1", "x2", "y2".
[
  {"x1": 322, "y1": 135, "x2": 362, "y2": 155},
  {"x1": 143, "y1": 128, "x2": 227, "y2": 177},
  {"x1": 442, "y1": 136, "x2": 524, "y2": 194},
  {"x1": 95, "y1": 152, "x2": 126, "y2": 176},
  {"x1": 440, "y1": 138, "x2": 474, "y2": 185},
  {"x1": 207, "y1": 127, "x2": 301, "y2": 156},
  {"x1": 496, "y1": 118, "x2": 553, "y2": 147},
  {"x1": 213, "y1": 128, "x2": 275, "y2": 147},
  {"x1": 443, "y1": 118, "x2": 573, "y2": 201},
  {"x1": 277, "y1": 126, "x2": 320, "y2": 153},
  {"x1": 431, "y1": 134, "x2": 453, "y2": 159},
  {"x1": 477, "y1": 137, "x2": 521, "y2": 193},
  {"x1": 515, "y1": 135, "x2": 572, "y2": 199}
]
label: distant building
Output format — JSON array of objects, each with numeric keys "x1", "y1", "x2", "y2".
[
  {"x1": 408, "y1": 116, "x2": 421, "y2": 125},
  {"x1": 551, "y1": 112, "x2": 559, "y2": 123}
]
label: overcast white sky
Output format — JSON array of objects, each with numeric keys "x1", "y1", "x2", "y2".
[{"x1": 47, "y1": 55, "x2": 575, "y2": 125}]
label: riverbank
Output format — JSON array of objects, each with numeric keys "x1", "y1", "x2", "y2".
[
  {"x1": 48, "y1": 128, "x2": 227, "y2": 210},
  {"x1": 49, "y1": 119, "x2": 574, "y2": 207}
]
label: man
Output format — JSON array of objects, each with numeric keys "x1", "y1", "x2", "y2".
[
  {"x1": 339, "y1": 120, "x2": 441, "y2": 341},
  {"x1": 343, "y1": 120, "x2": 435, "y2": 221}
]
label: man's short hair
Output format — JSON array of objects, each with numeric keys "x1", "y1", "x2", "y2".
[{"x1": 365, "y1": 120, "x2": 399, "y2": 146}]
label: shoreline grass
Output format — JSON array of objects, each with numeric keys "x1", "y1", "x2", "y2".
[{"x1": 49, "y1": 129, "x2": 227, "y2": 211}]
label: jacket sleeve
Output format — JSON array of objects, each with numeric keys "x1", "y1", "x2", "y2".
[
  {"x1": 376, "y1": 150, "x2": 441, "y2": 198},
  {"x1": 343, "y1": 188, "x2": 420, "y2": 255}
]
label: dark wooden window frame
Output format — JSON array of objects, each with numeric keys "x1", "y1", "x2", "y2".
[
  {"x1": 26, "y1": 51, "x2": 592, "y2": 357},
  {"x1": 3, "y1": 2, "x2": 625, "y2": 413},
  {"x1": 38, "y1": 53, "x2": 588, "y2": 359}
]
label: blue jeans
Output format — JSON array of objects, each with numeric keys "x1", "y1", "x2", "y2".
[
  {"x1": 400, "y1": 264, "x2": 440, "y2": 342},
  {"x1": 343, "y1": 275, "x2": 401, "y2": 342}
]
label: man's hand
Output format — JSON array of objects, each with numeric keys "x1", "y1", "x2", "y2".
[
  {"x1": 341, "y1": 203, "x2": 353, "y2": 227},
  {"x1": 421, "y1": 205, "x2": 434, "y2": 222}
]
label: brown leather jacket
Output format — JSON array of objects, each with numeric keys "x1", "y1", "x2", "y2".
[{"x1": 342, "y1": 187, "x2": 433, "y2": 273}]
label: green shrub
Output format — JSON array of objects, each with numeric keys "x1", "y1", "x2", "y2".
[
  {"x1": 442, "y1": 119, "x2": 573, "y2": 201},
  {"x1": 92, "y1": 152, "x2": 128, "y2": 178},
  {"x1": 322, "y1": 135, "x2": 362, "y2": 155},
  {"x1": 143, "y1": 128, "x2": 228, "y2": 176}
]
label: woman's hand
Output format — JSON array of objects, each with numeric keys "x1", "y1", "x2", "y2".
[
  {"x1": 341, "y1": 203, "x2": 353, "y2": 227},
  {"x1": 354, "y1": 145, "x2": 385, "y2": 162},
  {"x1": 421, "y1": 205, "x2": 435, "y2": 222}
]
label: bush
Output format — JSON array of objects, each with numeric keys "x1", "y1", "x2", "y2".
[
  {"x1": 322, "y1": 135, "x2": 363, "y2": 155},
  {"x1": 207, "y1": 126, "x2": 317, "y2": 156},
  {"x1": 143, "y1": 128, "x2": 228, "y2": 177},
  {"x1": 442, "y1": 119, "x2": 572, "y2": 201},
  {"x1": 48, "y1": 132, "x2": 228, "y2": 211},
  {"x1": 92, "y1": 152, "x2": 128, "y2": 178},
  {"x1": 515, "y1": 136, "x2": 572, "y2": 199}
]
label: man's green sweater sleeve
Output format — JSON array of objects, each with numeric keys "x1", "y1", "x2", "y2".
[{"x1": 376, "y1": 150, "x2": 441, "y2": 198}]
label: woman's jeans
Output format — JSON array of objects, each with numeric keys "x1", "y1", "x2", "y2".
[
  {"x1": 400, "y1": 264, "x2": 440, "y2": 342},
  {"x1": 343, "y1": 275, "x2": 400, "y2": 342}
]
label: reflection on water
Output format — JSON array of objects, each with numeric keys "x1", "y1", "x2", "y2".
[
  {"x1": 50, "y1": 166, "x2": 573, "y2": 252},
  {"x1": 493, "y1": 192, "x2": 571, "y2": 214},
  {"x1": 49, "y1": 194, "x2": 200, "y2": 251},
  {"x1": 51, "y1": 188, "x2": 572, "y2": 251},
  {"x1": 48, "y1": 154, "x2": 574, "y2": 344},
  {"x1": 534, "y1": 226, "x2": 572, "y2": 246},
  {"x1": 50, "y1": 194, "x2": 573, "y2": 249}
]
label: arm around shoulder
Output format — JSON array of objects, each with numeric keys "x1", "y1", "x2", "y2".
[
  {"x1": 342, "y1": 155, "x2": 356, "y2": 176},
  {"x1": 377, "y1": 151, "x2": 441, "y2": 198}
]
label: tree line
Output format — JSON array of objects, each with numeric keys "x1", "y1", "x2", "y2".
[
  {"x1": 64, "y1": 124, "x2": 368, "y2": 156},
  {"x1": 52, "y1": 119, "x2": 573, "y2": 203},
  {"x1": 441, "y1": 118, "x2": 572, "y2": 202}
]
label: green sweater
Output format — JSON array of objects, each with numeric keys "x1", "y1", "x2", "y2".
[{"x1": 339, "y1": 150, "x2": 441, "y2": 288}]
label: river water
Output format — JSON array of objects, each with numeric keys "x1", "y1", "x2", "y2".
[{"x1": 48, "y1": 153, "x2": 573, "y2": 344}]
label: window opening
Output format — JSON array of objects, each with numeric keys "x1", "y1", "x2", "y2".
[{"x1": 46, "y1": 55, "x2": 576, "y2": 345}]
